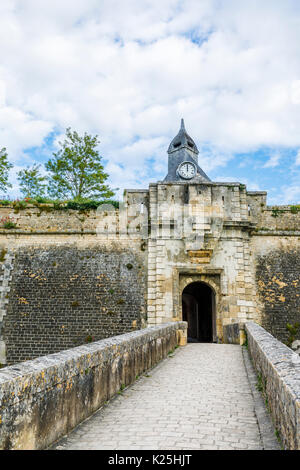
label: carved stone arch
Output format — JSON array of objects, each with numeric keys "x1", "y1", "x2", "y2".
[
  {"x1": 180, "y1": 275, "x2": 220, "y2": 299},
  {"x1": 175, "y1": 271, "x2": 222, "y2": 342}
]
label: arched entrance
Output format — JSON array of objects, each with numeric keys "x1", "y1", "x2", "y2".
[{"x1": 182, "y1": 282, "x2": 215, "y2": 343}]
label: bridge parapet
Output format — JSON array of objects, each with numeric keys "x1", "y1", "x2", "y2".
[
  {"x1": 246, "y1": 321, "x2": 300, "y2": 450},
  {"x1": 0, "y1": 321, "x2": 187, "y2": 450}
]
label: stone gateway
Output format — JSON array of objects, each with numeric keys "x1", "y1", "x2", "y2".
[{"x1": 0, "y1": 119, "x2": 299, "y2": 365}]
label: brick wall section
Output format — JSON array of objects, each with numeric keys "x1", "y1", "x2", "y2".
[
  {"x1": 3, "y1": 245, "x2": 147, "y2": 364},
  {"x1": 246, "y1": 321, "x2": 300, "y2": 450},
  {"x1": 0, "y1": 322, "x2": 187, "y2": 450},
  {"x1": 255, "y1": 248, "x2": 300, "y2": 343}
]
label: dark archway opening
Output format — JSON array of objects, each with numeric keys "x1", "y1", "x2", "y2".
[{"x1": 182, "y1": 282, "x2": 215, "y2": 343}]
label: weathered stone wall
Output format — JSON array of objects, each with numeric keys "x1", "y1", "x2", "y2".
[
  {"x1": 0, "y1": 321, "x2": 187, "y2": 450},
  {"x1": 0, "y1": 204, "x2": 125, "y2": 232},
  {"x1": 146, "y1": 182, "x2": 260, "y2": 340},
  {"x1": 259, "y1": 207, "x2": 300, "y2": 231},
  {"x1": 223, "y1": 322, "x2": 243, "y2": 345},
  {"x1": 2, "y1": 242, "x2": 147, "y2": 365},
  {"x1": 246, "y1": 193, "x2": 300, "y2": 230},
  {"x1": 0, "y1": 250, "x2": 14, "y2": 365},
  {"x1": 0, "y1": 189, "x2": 298, "y2": 361},
  {"x1": 251, "y1": 236, "x2": 300, "y2": 344},
  {"x1": 246, "y1": 321, "x2": 300, "y2": 450}
]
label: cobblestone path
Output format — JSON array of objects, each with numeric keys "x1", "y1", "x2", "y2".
[{"x1": 52, "y1": 344, "x2": 280, "y2": 450}]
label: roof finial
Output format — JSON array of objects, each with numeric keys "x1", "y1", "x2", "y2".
[{"x1": 180, "y1": 118, "x2": 185, "y2": 130}]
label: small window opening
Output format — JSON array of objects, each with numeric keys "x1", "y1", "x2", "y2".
[{"x1": 174, "y1": 142, "x2": 181, "y2": 148}]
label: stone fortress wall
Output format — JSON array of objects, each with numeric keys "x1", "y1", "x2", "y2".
[
  {"x1": 0, "y1": 197, "x2": 149, "y2": 366},
  {"x1": 144, "y1": 183, "x2": 299, "y2": 342},
  {"x1": 0, "y1": 183, "x2": 299, "y2": 366}
]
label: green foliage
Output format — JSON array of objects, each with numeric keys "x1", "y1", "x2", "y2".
[
  {"x1": 168, "y1": 346, "x2": 178, "y2": 356},
  {"x1": 290, "y1": 205, "x2": 300, "y2": 214},
  {"x1": 256, "y1": 373, "x2": 263, "y2": 392},
  {"x1": 65, "y1": 199, "x2": 119, "y2": 211},
  {"x1": 2, "y1": 196, "x2": 119, "y2": 212},
  {"x1": 0, "y1": 216, "x2": 17, "y2": 229},
  {"x1": 33, "y1": 196, "x2": 53, "y2": 204},
  {"x1": 46, "y1": 128, "x2": 115, "y2": 200},
  {"x1": 85, "y1": 335, "x2": 94, "y2": 343},
  {"x1": 17, "y1": 164, "x2": 47, "y2": 198},
  {"x1": 0, "y1": 148, "x2": 13, "y2": 193},
  {"x1": 0, "y1": 249, "x2": 7, "y2": 262},
  {"x1": 12, "y1": 200, "x2": 28, "y2": 212},
  {"x1": 286, "y1": 322, "x2": 300, "y2": 347},
  {"x1": 271, "y1": 207, "x2": 284, "y2": 218},
  {"x1": 255, "y1": 372, "x2": 271, "y2": 412},
  {"x1": 52, "y1": 201, "x2": 65, "y2": 211},
  {"x1": 275, "y1": 428, "x2": 283, "y2": 447}
]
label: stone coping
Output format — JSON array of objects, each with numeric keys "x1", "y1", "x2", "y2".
[
  {"x1": 0, "y1": 321, "x2": 187, "y2": 450},
  {"x1": 0, "y1": 322, "x2": 186, "y2": 402},
  {"x1": 251, "y1": 230, "x2": 300, "y2": 236},
  {"x1": 245, "y1": 321, "x2": 300, "y2": 450}
]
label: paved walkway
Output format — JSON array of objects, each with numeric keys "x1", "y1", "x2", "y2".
[{"x1": 52, "y1": 344, "x2": 280, "y2": 450}]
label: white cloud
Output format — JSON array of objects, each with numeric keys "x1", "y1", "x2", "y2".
[
  {"x1": 0, "y1": 0, "x2": 300, "y2": 196},
  {"x1": 263, "y1": 152, "x2": 281, "y2": 168},
  {"x1": 276, "y1": 184, "x2": 300, "y2": 205},
  {"x1": 295, "y1": 150, "x2": 300, "y2": 166}
]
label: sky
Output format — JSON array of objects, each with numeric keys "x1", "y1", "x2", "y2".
[{"x1": 0, "y1": 0, "x2": 300, "y2": 204}]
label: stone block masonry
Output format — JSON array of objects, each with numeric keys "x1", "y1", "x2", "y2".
[
  {"x1": 0, "y1": 183, "x2": 298, "y2": 361},
  {"x1": 0, "y1": 250, "x2": 14, "y2": 365},
  {"x1": 3, "y1": 244, "x2": 147, "y2": 365},
  {"x1": 246, "y1": 321, "x2": 300, "y2": 450},
  {"x1": 0, "y1": 321, "x2": 187, "y2": 450},
  {"x1": 253, "y1": 240, "x2": 300, "y2": 344}
]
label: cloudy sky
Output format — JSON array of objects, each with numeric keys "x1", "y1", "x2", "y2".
[{"x1": 0, "y1": 0, "x2": 300, "y2": 204}]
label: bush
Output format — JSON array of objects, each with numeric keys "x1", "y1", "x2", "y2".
[
  {"x1": 12, "y1": 199, "x2": 27, "y2": 211},
  {"x1": 66, "y1": 200, "x2": 119, "y2": 211},
  {"x1": 0, "y1": 216, "x2": 17, "y2": 229},
  {"x1": 0, "y1": 196, "x2": 120, "y2": 212},
  {"x1": 286, "y1": 322, "x2": 300, "y2": 347},
  {"x1": 271, "y1": 207, "x2": 284, "y2": 218},
  {"x1": 290, "y1": 205, "x2": 300, "y2": 214}
]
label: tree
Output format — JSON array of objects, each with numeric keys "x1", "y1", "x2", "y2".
[
  {"x1": 17, "y1": 164, "x2": 47, "y2": 198},
  {"x1": 45, "y1": 128, "x2": 115, "y2": 200},
  {"x1": 0, "y1": 148, "x2": 13, "y2": 193}
]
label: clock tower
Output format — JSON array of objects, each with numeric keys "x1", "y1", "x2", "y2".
[{"x1": 164, "y1": 119, "x2": 210, "y2": 183}]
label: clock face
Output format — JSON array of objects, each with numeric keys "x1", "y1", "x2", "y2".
[{"x1": 178, "y1": 161, "x2": 196, "y2": 179}]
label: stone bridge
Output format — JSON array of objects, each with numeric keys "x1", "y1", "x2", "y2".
[{"x1": 0, "y1": 322, "x2": 299, "y2": 450}]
